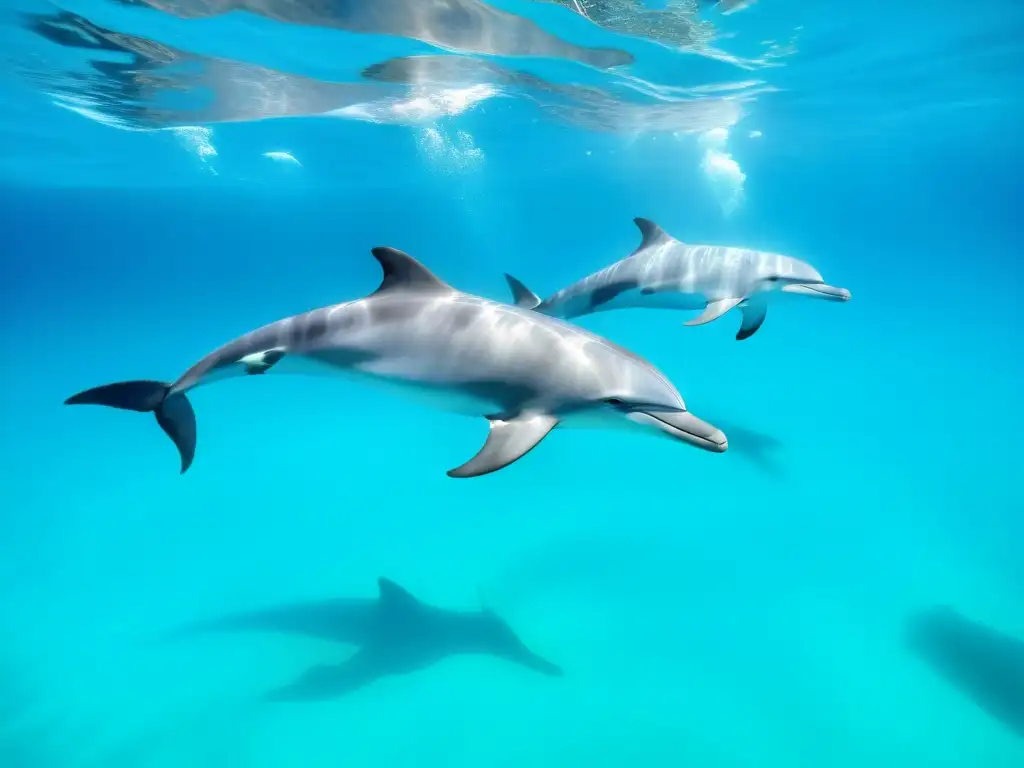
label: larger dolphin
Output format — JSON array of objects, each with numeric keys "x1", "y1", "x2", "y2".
[
  {"x1": 505, "y1": 218, "x2": 851, "y2": 341},
  {"x1": 65, "y1": 246, "x2": 727, "y2": 477}
]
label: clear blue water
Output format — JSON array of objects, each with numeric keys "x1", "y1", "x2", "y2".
[{"x1": 2, "y1": 1, "x2": 1023, "y2": 765}]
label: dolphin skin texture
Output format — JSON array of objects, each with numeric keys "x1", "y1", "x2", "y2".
[
  {"x1": 164, "y1": 577, "x2": 562, "y2": 701},
  {"x1": 505, "y1": 217, "x2": 850, "y2": 341},
  {"x1": 65, "y1": 246, "x2": 727, "y2": 477}
]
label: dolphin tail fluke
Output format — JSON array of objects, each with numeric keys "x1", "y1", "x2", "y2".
[
  {"x1": 64, "y1": 380, "x2": 196, "y2": 474},
  {"x1": 504, "y1": 274, "x2": 543, "y2": 311}
]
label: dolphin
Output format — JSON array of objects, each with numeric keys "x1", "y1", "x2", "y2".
[
  {"x1": 64, "y1": 245, "x2": 727, "y2": 477},
  {"x1": 164, "y1": 577, "x2": 562, "y2": 700},
  {"x1": 908, "y1": 605, "x2": 1024, "y2": 738},
  {"x1": 504, "y1": 217, "x2": 851, "y2": 341}
]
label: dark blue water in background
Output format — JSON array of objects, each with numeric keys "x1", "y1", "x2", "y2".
[{"x1": 2, "y1": 1, "x2": 1023, "y2": 765}]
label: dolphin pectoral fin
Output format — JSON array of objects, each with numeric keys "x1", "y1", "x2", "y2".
[
  {"x1": 447, "y1": 413, "x2": 559, "y2": 478},
  {"x1": 736, "y1": 299, "x2": 767, "y2": 341},
  {"x1": 683, "y1": 298, "x2": 743, "y2": 327}
]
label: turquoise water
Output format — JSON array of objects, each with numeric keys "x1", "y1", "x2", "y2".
[{"x1": 2, "y1": 1, "x2": 1023, "y2": 765}]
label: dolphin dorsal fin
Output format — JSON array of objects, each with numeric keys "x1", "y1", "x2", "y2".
[
  {"x1": 633, "y1": 217, "x2": 673, "y2": 250},
  {"x1": 370, "y1": 247, "x2": 455, "y2": 296},
  {"x1": 377, "y1": 577, "x2": 420, "y2": 611}
]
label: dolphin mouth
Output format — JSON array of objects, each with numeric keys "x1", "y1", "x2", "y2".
[
  {"x1": 629, "y1": 410, "x2": 728, "y2": 453},
  {"x1": 782, "y1": 282, "x2": 851, "y2": 301}
]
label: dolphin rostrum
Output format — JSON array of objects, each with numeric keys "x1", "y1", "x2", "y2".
[
  {"x1": 65, "y1": 246, "x2": 727, "y2": 476},
  {"x1": 505, "y1": 217, "x2": 851, "y2": 341},
  {"x1": 908, "y1": 605, "x2": 1024, "y2": 738},
  {"x1": 164, "y1": 577, "x2": 563, "y2": 700}
]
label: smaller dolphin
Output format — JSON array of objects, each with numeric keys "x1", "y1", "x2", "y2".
[
  {"x1": 505, "y1": 218, "x2": 850, "y2": 341},
  {"x1": 908, "y1": 605, "x2": 1024, "y2": 738},
  {"x1": 163, "y1": 577, "x2": 562, "y2": 701}
]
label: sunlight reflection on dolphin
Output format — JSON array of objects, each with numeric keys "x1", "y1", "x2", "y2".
[
  {"x1": 108, "y1": 0, "x2": 634, "y2": 70},
  {"x1": 21, "y1": 11, "x2": 757, "y2": 136},
  {"x1": 363, "y1": 54, "x2": 753, "y2": 134}
]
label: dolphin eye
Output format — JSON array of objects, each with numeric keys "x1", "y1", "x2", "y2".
[
  {"x1": 604, "y1": 398, "x2": 625, "y2": 407},
  {"x1": 767, "y1": 276, "x2": 780, "y2": 282}
]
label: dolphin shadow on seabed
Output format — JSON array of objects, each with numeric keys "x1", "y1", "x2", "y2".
[
  {"x1": 157, "y1": 578, "x2": 563, "y2": 702},
  {"x1": 907, "y1": 605, "x2": 1024, "y2": 738}
]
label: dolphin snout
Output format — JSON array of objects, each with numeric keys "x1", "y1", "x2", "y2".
[
  {"x1": 782, "y1": 283, "x2": 851, "y2": 301},
  {"x1": 628, "y1": 410, "x2": 728, "y2": 453},
  {"x1": 670, "y1": 411, "x2": 729, "y2": 452}
]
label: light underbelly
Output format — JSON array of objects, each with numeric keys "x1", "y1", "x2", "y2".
[
  {"x1": 557, "y1": 287, "x2": 708, "y2": 317},
  {"x1": 628, "y1": 290, "x2": 708, "y2": 311},
  {"x1": 591, "y1": 288, "x2": 708, "y2": 313},
  {"x1": 200, "y1": 349, "x2": 510, "y2": 418},
  {"x1": 347, "y1": 371, "x2": 505, "y2": 417}
]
